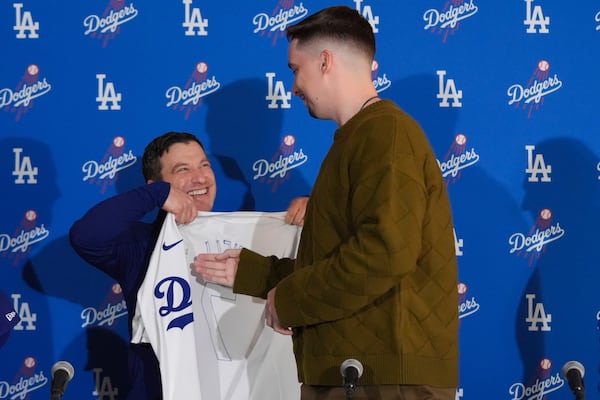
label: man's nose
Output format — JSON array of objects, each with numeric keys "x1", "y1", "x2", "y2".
[{"x1": 191, "y1": 168, "x2": 207, "y2": 182}]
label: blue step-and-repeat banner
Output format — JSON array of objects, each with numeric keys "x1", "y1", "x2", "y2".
[{"x1": 2, "y1": 1, "x2": 600, "y2": 399}]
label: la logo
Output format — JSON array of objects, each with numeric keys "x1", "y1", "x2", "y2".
[
  {"x1": 525, "y1": 145, "x2": 552, "y2": 182},
  {"x1": 96, "y1": 74, "x2": 122, "y2": 110},
  {"x1": 526, "y1": 293, "x2": 551, "y2": 331},
  {"x1": 454, "y1": 228, "x2": 463, "y2": 257},
  {"x1": 355, "y1": 0, "x2": 379, "y2": 33},
  {"x1": 14, "y1": 3, "x2": 39, "y2": 39},
  {"x1": 183, "y1": 0, "x2": 208, "y2": 36},
  {"x1": 437, "y1": 70, "x2": 463, "y2": 108},
  {"x1": 13, "y1": 148, "x2": 38, "y2": 184},
  {"x1": 93, "y1": 368, "x2": 119, "y2": 400},
  {"x1": 524, "y1": 0, "x2": 550, "y2": 34},
  {"x1": 12, "y1": 294, "x2": 37, "y2": 331},
  {"x1": 265, "y1": 73, "x2": 291, "y2": 109}
]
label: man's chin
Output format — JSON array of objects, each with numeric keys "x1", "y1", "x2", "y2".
[{"x1": 194, "y1": 200, "x2": 214, "y2": 213}]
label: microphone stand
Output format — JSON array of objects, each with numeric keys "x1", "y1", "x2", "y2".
[
  {"x1": 562, "y1": 361, "x2": 585, "y2": 400},
  {"x1": 344, "y1": 381, "x2": 357, "y2": 400},
  {"x1": 340, "y1": 359, "x2": 363, "y2": 400},
  {"x1": 572, "y1": 391, "x2": 585, "y2": 400}
]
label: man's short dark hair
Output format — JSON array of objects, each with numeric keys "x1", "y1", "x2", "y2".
[
  {"x1": 142, "y1": 131, "x2": 205, "y2": 182},
  {"x1": 285, "y1": 5, "x2": 375, "y2": 60}
]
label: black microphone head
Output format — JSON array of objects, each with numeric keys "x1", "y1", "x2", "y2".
[
  {"x1": 340, "y1": 358, "x2": 363, "y2": 378},
  {"x1": 51, "y1": 361, "x2": 75, "y2": 381},
  {"x1": 562, "y1": 360, "x2": 585, "y2": 379}
]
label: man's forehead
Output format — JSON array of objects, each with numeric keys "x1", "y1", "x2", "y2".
[{"x1": 162, "y1": 142, "x2": 205, "y2": 158}]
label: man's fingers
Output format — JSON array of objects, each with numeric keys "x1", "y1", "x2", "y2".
[
  {"x1": 285, "y1": 196, "x2": 308, "y2": 226},
  {"x1": 274, "y1": 327, "x2": 293, "y2": 336},
  {"x1": 285, "y1": 209, "x2": 297, "y2": 225},
  {"x1": 194, "y1": 253, "x2": 219, "y2": 262}
]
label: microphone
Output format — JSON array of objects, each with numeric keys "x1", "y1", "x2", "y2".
[
  {"x1": 50, "y1": 361, "x2": 75, "y2": 400},
  {"x1": 561, "y1": 360, "x2": 585, "y2": 400},
  {"x1": 340, "y1": 358, "x2": 363, "y2": 399}
]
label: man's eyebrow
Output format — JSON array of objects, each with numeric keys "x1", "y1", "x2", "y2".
[{"x1": 170, "y1": 161, "x2": 189, "y2": 171}]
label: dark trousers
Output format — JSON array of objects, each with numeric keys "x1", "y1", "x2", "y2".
[{"x1": 300, "y1": 384, "x2": 455, "y2": 400}]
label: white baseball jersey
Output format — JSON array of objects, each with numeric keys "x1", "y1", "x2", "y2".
[{"x1": 134, "y1": 211, "x2": 302, "y2": 400}]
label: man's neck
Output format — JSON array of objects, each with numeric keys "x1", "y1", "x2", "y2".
[{"x1": 335, "y1": 90, "x2": 380, "y2": 126}]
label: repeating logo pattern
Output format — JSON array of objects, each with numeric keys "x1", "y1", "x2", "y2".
[
  {"x1": 166, "y1": 62, "x2": 221, "y2": 119},
  {"x1": 0, "y1": 210, "x2": 49, "y2": 266},
  {"x1": 253, "y1": 1, "x2": 308, "y2": 46},
  {"x1": 83, "y1": 1, "x2": 139, "y2": 47},
  {"x1": 252, "y1": 135, "x2": 308, "y2": 192},
  {"x1": 507, "y1": 60, "x2": 563, "y2": 118},
  {"x1": 0, "y1": 64, "x2": 51, "y2": 121},
  {"x1": 2, "y1": 2, "x2": 598, "y2": 399},
  {"x1": 423, "y1": 0, "x2": 479, "y2": 42},
  {"x1": 438, "y1": 133, "x2": 479, "y2": 183},
  {"x1": 509, "y1": 208, "x2": 565, "y2": 266},
  {"x1": 0, "y1": 357, "x2": 48, "y2": 399},
  {"x1": 82, "y1": 136, "x2": 137, "y2": 194}
]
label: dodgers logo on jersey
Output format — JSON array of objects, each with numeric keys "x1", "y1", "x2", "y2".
[
  {"x1": 154, "y1": 276, "x2": 194, "y2": 331},
  {"x1": 0, "y1": 64, "x2": 51, "y2": 122}
]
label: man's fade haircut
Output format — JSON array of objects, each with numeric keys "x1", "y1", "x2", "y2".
[
  {"x1": 142, "y1": 131, "x2": 206, "y2": 182},
  {"x1": 285, "y1": 5, "x2": 375, "y2": 61}
]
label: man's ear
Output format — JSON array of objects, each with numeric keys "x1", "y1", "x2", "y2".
[
  {"x1": 147, "y1": 179, "x2": 154, "y2": 184},
  {"x1": 319, "y1": 49, "x2": 332, "y2": 72}
]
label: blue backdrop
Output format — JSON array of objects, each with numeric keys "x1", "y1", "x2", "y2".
[{"x1": 2, "y1": 1, "x2": 600, "y2": 399}]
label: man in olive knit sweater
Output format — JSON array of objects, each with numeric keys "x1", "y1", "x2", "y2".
[{"x1": 195, "y1": 6, "x2": 458, "y2": 400}]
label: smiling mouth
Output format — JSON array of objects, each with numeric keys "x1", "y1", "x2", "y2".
[{"x1": 188, "y1": 189, "x2": 208, "y2": 196}]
